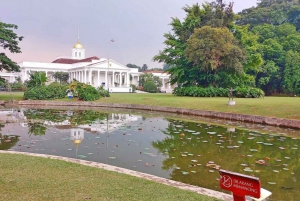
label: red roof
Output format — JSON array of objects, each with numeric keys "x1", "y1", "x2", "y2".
[{"x1": 52, "y1": 56, "x2": 100, "y2": 64}]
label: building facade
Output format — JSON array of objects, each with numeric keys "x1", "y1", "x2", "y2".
[{"x1": 4, "y1": 39, "x2": 173, "y2": 93}]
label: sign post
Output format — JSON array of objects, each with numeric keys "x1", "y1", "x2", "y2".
[{"x1": 219, "y1": 169, "x2": 261, "y2": 201}]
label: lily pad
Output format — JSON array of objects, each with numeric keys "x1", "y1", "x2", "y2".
[
  {"x1": 250, "y1": 149, "x2": 258, "y2": 152},
  {"x1": 191, "y1": 160, "x2": 198, "y2": 163},
  {"x1": 207, "y1": 132, "x2": 216, "y2": 135},
  {"x1": 273, "y1": 170, "x2": 279, "y2": 173},
  {"x1": 263, "y1": 143, "x2": 273, "y2": 146},
  {"x1": 182, "y1": 171, "x2": 189, "y2": 175},
  {"x1": 268, "y1": 182, "x2": 276, "y2": 185},
  {"x1": 77, "y1": 155, "x2": 87, "y2": 159}
]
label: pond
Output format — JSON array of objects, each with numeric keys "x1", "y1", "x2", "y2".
[{"x1": 0, "y1": 107, "x2": 299, "y2": 201}]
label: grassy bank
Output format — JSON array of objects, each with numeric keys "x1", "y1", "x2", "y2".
[
  {"x1": 0, "y1": 153, "x2": 218, "y2": 201},
  {"x1": 1, "y1": 92, "x2": 299, "y2": 120}
]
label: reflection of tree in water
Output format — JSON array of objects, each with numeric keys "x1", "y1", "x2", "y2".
[
  {"x1": 23, "y1": 109, "x2": 108, "y2": 126},
  {"x1": 28, "y1": 122, "x2": 47, "y2": 136},
  {"x1": 152, "y1": 119, "x2": 300, "y2": 201},
  {"x1": 0, "y1": 123, "x2": 20, "y2": 150}
]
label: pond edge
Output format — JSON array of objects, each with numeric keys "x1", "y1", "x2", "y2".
[
  {"x1": 0, "y1": 151, "x2": 232, "y2": 201},
  {"x1": 5, "y1": 100, "x2": 300, "y2": 129}
]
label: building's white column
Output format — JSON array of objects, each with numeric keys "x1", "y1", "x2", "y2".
[
  {"x1": 97, "y1": 71, "x2": 100, "y2": 87},
  {"x1": 112, "y1": 71, "x2": 115, "y2": 87},
  {"x1": 24, "y1": 70, "x2": 27, "y2": 81},
  {"x1": 137, "y1": 76, "x2": 140, "y2": 86},
  {"x1": 45, "y1": 71, "x2": 48, "y2": 78},
  {"x1": 105, "y1": 71, "x2": 108, "y2": 87},
  {"x1": 84, "y1": 70, "x2": 87, "y2": 84},
  {"x1": 89, "y1": 70, "x2": 92, "y2": 85},
  {"x1": 169, "y1": 81, "x2": 171, "y2": 89},
  {"x1": 162, "y1": 78, "x2": 165, "y2": 89},
  {"x1": 119, "y1": 72, "x2": 122, "y2": 86},
  {"x1": 126, "y1": 72, "x2": 129, "y2": 87}
]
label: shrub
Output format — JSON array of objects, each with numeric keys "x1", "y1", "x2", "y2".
[
  {"x1": 130, "y1": 84, "x2": 137, "y2": 93},
  {"x1": 23, "y1": 83, "x2": 68, "y2": 100},
  {"x1": 143, "y1": 81, "x2": 158, "y2": 93},
  {"x1": 76, "y1": 83, "x2": 101, "y2": 101},
  {"x1": 97, "y1": 86, "x2": 110, "y2": 97},
  {"x1": 173, "y1": 86, "x2": 264, "y2": 98}
]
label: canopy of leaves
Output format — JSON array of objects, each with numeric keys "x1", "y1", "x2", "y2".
[
  {"x1": 0, "y1": 21, "x2": 23, "y2": 82},
  {"x1": 53, "y1": 71, "x2": 69, "y2": 85},
  {"x1": 237, "y1": 0, "x2": 300, "y2": 31}
]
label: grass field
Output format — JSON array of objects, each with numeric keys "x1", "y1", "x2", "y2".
[
  {"x1": 1, "y1": 92, "x2": 299, "y2": 120},
  {"x1": 0, "y1": 153, "x2": 218, "y2": 201}
]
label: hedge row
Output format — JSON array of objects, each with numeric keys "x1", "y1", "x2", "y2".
[
  {"x1": 173, "y1": 86, "x2": 265, "y2": 98},
  {"x1": 24, "y1": 83, "x2": 68, "y2": 100}
]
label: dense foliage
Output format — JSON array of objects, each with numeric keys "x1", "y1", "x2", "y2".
[
  {"x1": 0, "y1": 20, "x2": 23, "y2": 83},
  {"x1": 24, "y1": 82, "x2": 68, "y2": 100},
  {"x1": 69, "y1": 81, "x2": 109, "y2": 101},
  {"x1": 53, "y1": 71, "x2": 69, "y2": 85},
  {"x1": 154, "y1": 0, "x2": 300, "y2": 96},
  {"x1": 173, "y1": 87, "x2": 265, "y2": 98},
  {"x1": 138, "y1": 73, "x2": 162, "y2": 93}
]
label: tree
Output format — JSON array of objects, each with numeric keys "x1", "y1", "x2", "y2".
[
  {"x1": 126, "y1": 63, "x2": 141, "y2": 72},
  {"x1": 141, "y1": 64, "x2": 148, "y2": 71},
  {"x1": 283, "y1": 51, "x2": 300, "y2": 95},
  {"x1": 0, "y1": 21, "x2": 23, "y2": 82},
  {"x1": 237, "y1": 0, "x2": 300, "y2": 31},
  {"x1": 25, "y1": 71, "x2": 48, "y2": 88},
  {"x1": 53, "y1": 71, "x2": 69, "y2": 85},
  {"x1": 185, "y1": 26, "x2": 246, "y2": 73},
  {"x1": 138, "y1": 73, "x2": 162, "y2": 88},
  {"x1": 153, "y1": 1, "x2": 237, "y2": 87}
]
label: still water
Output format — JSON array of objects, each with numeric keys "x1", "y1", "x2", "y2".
[{"x1": 0, "y1": 108, "x2": 299, "y2": 201}]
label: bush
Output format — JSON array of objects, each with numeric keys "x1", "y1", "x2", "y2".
[
  {"x1": 130, "y1": 84, "x2": 137, "y2": 93},
  {"x1": 97, "y1": 86, "x2": 110, "y2": 97},
  {"x1": 24, "y1": 84, "x2": 68, "y2": 100},
  {"x1": 76, "y1": 83, "x2": 101, "y2": 101},
  {"x1": 173, "y1": 86, "x2": 264, "y2": 98},
  {"x1": 143, "y1": 81, "x2": 158, "y2": 93}
]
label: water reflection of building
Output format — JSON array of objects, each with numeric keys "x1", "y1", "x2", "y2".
[
  {"x1": 70, "y1": 128, "x2": 84, "y2": 158},
  {"x1": 87, "y1": 113, "x2": 139, "y2": 133}
]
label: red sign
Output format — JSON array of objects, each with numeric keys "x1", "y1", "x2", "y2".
[{"x1": 219, "y1": 169, "x2": 261, "y2": 201}]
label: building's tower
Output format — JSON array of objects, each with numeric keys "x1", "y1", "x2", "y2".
[{"x1": 71, "y1": 28, "x2": 85, "y2": 59}]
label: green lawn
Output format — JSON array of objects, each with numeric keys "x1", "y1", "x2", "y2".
[
  {"x1": 0, "y1": 153, "x2": 219, "y2": 201},
  {"x1": 1, "y1": 92, "x2": 299, "y2": 120}
]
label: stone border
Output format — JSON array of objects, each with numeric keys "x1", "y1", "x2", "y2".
[
  {"x1": 0, "y1": 151, "x2": 232, "y2": 201},
  {"x1": 9, "y1": 100, "x2": 300, "y2": 129}
]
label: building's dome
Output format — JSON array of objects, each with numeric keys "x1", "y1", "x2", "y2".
[{"x1": 73, "y1": 41, "x2": 84, "y2": 49}]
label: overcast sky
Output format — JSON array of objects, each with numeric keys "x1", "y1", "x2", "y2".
[{"x1": 1, "y1": 0, "x2": 257, "y2": 68}]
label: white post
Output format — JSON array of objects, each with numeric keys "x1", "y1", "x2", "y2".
[
  {"x1": 89, "y1": 70, "x2": 92, "y2": 85},
  {"x1": 84, "y1": 70, "x2": 86, "y2": 84},
  {"x1": 126, "y1": 72, "x2": 129, "y2": 87},
  {"x1": 98, "y1": 71, "x2": 100, "y2": 87},
  {"x1": 169, "y1": 79, "x2": 171, "y2": 89},
  {"x1": 112, "y1": 71, "x2": 115, "y2": 87},
  {"x1": 119, "y1": 72, "x2": 122, "y2": 86},
  {"x1": 162, "y1": 78, "x2": 165, "y2": 89},
  {"x1": 105, "y1": 71, "x2": 108, "y2": 87}
]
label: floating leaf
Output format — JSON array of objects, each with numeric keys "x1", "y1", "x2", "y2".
[
  {"x1": 191, "y1": 171, "x2": 196, "y2": 173},
  {"x1": 283, "y1": 168, "x2": 289, "y2": 171},
  {"x1": 263, "y1": 143, "x2": 273, "y2": 146},
  {"x1": 77, "y1": 155, "x2": 87, "y2": 159},
  {"x1": 108, "y1": 157, "x2": 116, "y2": 159},
  {"x1": 209, "y1": 170, "x2": 214, "y2": 173},
  {"x1": 191, "y1": 160, "x2": 198, "y2": 163},
  {"x1": 284, "y1": 157, "x2": 291, "y2": 159},
  {"x1": 273, "y1": 170, "x2": 279, "y2": 173},
  {"x1": 243, "y1": 168, "x2": 253, "y2": 172},
  {"x1": 182, "y1": 171, "x2": 189, "y2": 175},
  {"x1": 237, "y1": 141, "x2": 244, "y2": 144},
  {"x1": 207, "y1": 132, "x2": 216, "y2": 135},
  {"x1": 250, "y1": 149, "x2": 258, "y2": 152},
  {"x1": 188, "y1": 154, "x2": 194, "y2": 156},
  {"x1": 181, "y1": 154, "x2": 187, "y2": 157},
  {"x1": 268, "y1": 182, "x2": 276, "y2": 185}
]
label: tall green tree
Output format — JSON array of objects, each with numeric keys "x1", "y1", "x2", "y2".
[
  {"x1": 53, "y1": 71, "x2": 69, "y2": 85},
  {"x1": 283, "y1": 51, "x2": 300, "y2": 95},
  {"x1": 25, "y1": 71, "x2": 48, "y2": 88},
  {"x1": 0, "y1": 21, "x2": 23, "y2": 81},
  {"x1": 141, "y1": 64, "x2": 148, "y2": 72},
  {"x1": 153, "y1": 1, "x2": 240, "y2": 87},
  {"x1": 237, "y1": 0, "x2": 300, "y2": 31}
]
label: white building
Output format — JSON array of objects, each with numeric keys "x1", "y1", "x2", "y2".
[{"x1": 3, "y1": 38, "x2": 174, "y2": 93}]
